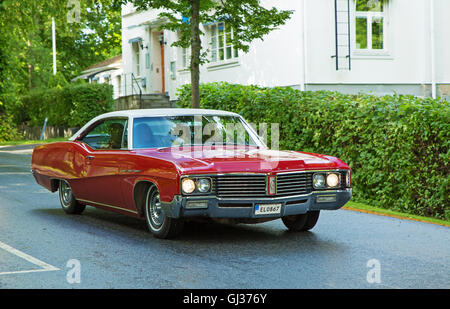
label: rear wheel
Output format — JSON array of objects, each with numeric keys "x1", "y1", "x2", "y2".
[
  {"x1": 59, "y1": 180, "x2": 85, "y2": 215},
  {"x1": 144, "y1": 185, "x2": 184, "y2": 239},
  {"x1": 282, "y1": 211, "x2": 320, "y2": 232}
]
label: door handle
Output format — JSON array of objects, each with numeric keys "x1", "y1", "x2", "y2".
[{"x1": 86, "y1": 155, "x2": 95, "y2": 160}]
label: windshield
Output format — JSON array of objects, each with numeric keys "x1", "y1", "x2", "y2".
[{"x1": 132, "y1": 115, "x2": 264, "y2": 149}]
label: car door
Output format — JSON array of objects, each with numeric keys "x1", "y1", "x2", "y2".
[{"x1": 77, "y1": 117, "x2": 130, "y2": 209}]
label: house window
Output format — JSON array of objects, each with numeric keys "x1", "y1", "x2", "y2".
[
  {"x1": 132, "y1": 42, "x2": 141, "y2": 76},
  {"x1": 354, "y1": 0, "x2": 387, "y2": 52},
  {"x1": 210, "y1": 22, "x2": 238, "y2": 62},
  {"x1": 116, "y1": 75, "x2": 122, "y2": 96},
  {"x1": 182, "y1": 47, "x2": 190, "y2": 69},
  {"x1": 170, "y1": 61, "x2": 176, "y2": 79}
]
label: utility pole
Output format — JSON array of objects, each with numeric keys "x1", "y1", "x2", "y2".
[{"x1": 52, "y1": 17, "x2": 56, "y2": 75}]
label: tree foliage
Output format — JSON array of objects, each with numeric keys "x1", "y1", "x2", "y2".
[
  {"x1": 0, "y1": 0, "x2": 121, "y2": 113},
  {"x1": 122, "y1": 0, "x2": 293, "y2": 107},
  {"x1": 125, "y1": 0, "x2": 292, "y2": 53}
]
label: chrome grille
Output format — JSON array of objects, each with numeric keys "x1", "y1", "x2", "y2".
[
  {"x1": 213, "y1": 173, "x2": 314, "y2": 198},
  {"x1": 214, "y1": 175, "x2": 267, "y2": 198},
  {"x1": 276, "y1": 172, "x2": 313, "y2": 197}
]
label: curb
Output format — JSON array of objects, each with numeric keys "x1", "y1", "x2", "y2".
[{"x1": 342, "y1": 206, "x2": 450, "y2": 227}]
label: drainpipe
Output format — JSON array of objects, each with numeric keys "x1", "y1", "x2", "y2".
[
  {"x1": 430, "y1": 0, "x2": 436, "y2": 99},
  {"x1": 299, "y1": 0, "x2": 307, "y2": 91}
]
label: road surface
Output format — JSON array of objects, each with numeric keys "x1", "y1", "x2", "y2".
[{"x1": 0, "y1": 145, "x2": 448, "y2": 288}]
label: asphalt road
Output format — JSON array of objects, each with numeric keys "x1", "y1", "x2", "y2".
[{"x1": 0, "y1": 145, "x2": 449, "y2": 289}]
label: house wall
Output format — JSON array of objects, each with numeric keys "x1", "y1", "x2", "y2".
[
  {"x1": 121, "y1": 0, "x2": 450, "y2": 101},
  {"x1": 434, "y1": 0, "x2": 450, "y2": 97}
]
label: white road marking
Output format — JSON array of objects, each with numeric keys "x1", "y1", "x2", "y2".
[{"x1": 0, "y1": 240, "x2": 60, "y2": 276}]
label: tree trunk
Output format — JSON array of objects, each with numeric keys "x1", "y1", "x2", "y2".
[{"x1": 190, "y1": 0, "x2": 201, "y2": 108}]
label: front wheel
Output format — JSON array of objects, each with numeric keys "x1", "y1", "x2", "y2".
[
  {"x1": 144, "y1": 185, "x2": 184, "y2": 239},
  {"x1": 59, "y1": 180, "x2": 85, "y2": 215},
  {"x1": 282, "y1": 211, "x2": 320, "y2": 232}
]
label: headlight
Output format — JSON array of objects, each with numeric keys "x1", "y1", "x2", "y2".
[
  {"x1": 181, "y1": 178, "x2": 196, "y2": 194},
  {"x1": 197, "y1": 178, "x2": 211, "y2": 193},
  {"x1": 326, "y1": 173, "x2": 340, "y2": 188},
  {"x1": 313, "y1": 173, "x2": 326, "y2": 189}
]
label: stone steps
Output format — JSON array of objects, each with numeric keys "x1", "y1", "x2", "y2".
[{"x1": 114, "y1": 94, "x2": 173, "y2": 110}]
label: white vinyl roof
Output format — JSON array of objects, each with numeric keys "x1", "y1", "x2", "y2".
[
  {"x1": 69, "y1": 108, "x2": 240, "y2": 141},
  {"x1": 96, "y1": 108, "x2": 238, "y2": 118}
]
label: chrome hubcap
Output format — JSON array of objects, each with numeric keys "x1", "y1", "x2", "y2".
[
  {"x1": 149, "y1": 193, "x2": 163, "y2": 227},
  {"x1": 60, "y1": 181, "x2": 72, "y2": 205}
]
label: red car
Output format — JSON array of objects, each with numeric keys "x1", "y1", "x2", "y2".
[{"x1": 31, "y1": 109, "x2": 352, "y2": 238}]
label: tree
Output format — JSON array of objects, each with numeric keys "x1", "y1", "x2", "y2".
[
  {"x1": 0, "y1": 0, "x2": 122, "y2": 114},
  {"x1": 122, "y1": 0, "x2": 293, "y2": 108}
]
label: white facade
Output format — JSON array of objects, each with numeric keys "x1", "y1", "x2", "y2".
[
  {"x1": 121, "y1": 0, "x2": 450, "y2": 101},
  {"x1": 74, "y1": 55, "x2": 123, "y2": 99}
]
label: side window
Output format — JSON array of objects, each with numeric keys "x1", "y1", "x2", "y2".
[
  {"x1": 209, "y1": 22, "x2": 238, "y2": 63},
  {"x1": 354, "y1": 0, "x2": 387, "y2": 52},
  {"x1": 81, "y1": 118, "x2": 128, "y2": 150}
]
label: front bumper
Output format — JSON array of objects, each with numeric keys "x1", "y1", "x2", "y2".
[{"x1": 161, "y1": 188, "x2": 352, "y2": 219}]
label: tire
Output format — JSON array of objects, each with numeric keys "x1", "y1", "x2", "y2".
[
  {"x1": 282, "y1": 211, "x2": 320, "y2": 232},
  {"x1": 59, "y1": 180, "x2": 85, "y2": 215},
  {"x1": 144, "y1": 185, "x2": 184, "y2": 239},
  {"x1": 303, "y1": 210, "x2": 320, "y2": 231}
]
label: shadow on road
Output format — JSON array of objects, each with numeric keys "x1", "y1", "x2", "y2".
[{"x1": 32, "y1": 206, "x2": 348, "y2": 255}]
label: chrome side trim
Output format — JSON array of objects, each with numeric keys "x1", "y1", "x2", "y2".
[{"x1": 77, "y1": 198, "x2": 138, "y2": 214}]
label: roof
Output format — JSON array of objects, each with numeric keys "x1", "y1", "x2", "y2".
[
  {"x1": 69, "y1": 108, "x2": 241, "y2": 141},
  {"x1": 72, "y1": 55, "x2": 123, "y2": 81},
  {"x1": 84, "y1": 54, "x2": 122, "y2": 72}
]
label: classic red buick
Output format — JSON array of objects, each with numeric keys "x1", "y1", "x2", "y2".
[{"x1": 31, "y1": 109, "x2": 352, "y2": 238}]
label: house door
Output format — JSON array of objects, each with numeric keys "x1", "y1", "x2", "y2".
[{"x1": 159, "y1": 31, "x2": 165, "y2": 94}]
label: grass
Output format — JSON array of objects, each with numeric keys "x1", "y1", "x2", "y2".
[
  {"x1": 0, "y1": 137, "x2": 67, "y2": 146},
  {"x1": 344, "y1": 201, "x2": 449, "y2": 227}
]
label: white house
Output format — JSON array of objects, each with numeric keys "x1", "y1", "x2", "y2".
[
  {"x1": 73, "y1": 54, "x2": 123, "y2": 99},
  {"x1": 120, "y1": 0, "x2": 450, "y2": 102}
]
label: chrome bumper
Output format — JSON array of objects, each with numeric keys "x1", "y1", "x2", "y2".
[{"x1": 161, "y1": 188, "x2": 352, "y2": 219}]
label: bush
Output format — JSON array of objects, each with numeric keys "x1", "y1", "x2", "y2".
[
  {"x1": 47, "y1": 72, "x2": 68, "y2": 89},
  {"x1": 67, "y1": 83, "x2": 114, "y2": 127},
  {"x1": 0, "y1": 113, "x2": 22, "y2": 142},
  {"x1": 177, "y1": 82, "x2": 450, "y2": 220},
  {"x1": 17, "y1": 83, "x2": 114, "y2": 128}
]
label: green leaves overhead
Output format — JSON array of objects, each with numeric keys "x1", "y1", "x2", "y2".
[
  {"x1": 0, "y1": 0, "x2": 121, "y2": 111},
  {"x1": 122, "y1": 0, "x2": 293, "y2": 107},
  {"x1": 125, "y1": 0, "x2": 293, "y2": 53}
]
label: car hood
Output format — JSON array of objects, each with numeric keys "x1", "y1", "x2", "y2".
[{"x1": 134, "y1": 146, "x2": 348, "y2": 174}]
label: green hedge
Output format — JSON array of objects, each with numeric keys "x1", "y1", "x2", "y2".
[
  {"x1": 177, "y1": 82, "x2": 450, "y2": 220},
  {"x1": 0, "y1": 113, "x2": 22, "y2": 142},
  {"x1": 15, "y1": 83, "x2": 114, "y2": 127}
]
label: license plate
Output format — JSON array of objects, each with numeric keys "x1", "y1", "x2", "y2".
[{"x1": 255, "y1": 203, "x2": 282, "y2": 215}]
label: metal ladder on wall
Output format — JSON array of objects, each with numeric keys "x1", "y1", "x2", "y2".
[{"x1": 332, "y1": 0, "x2": 351, "y2": 70}]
